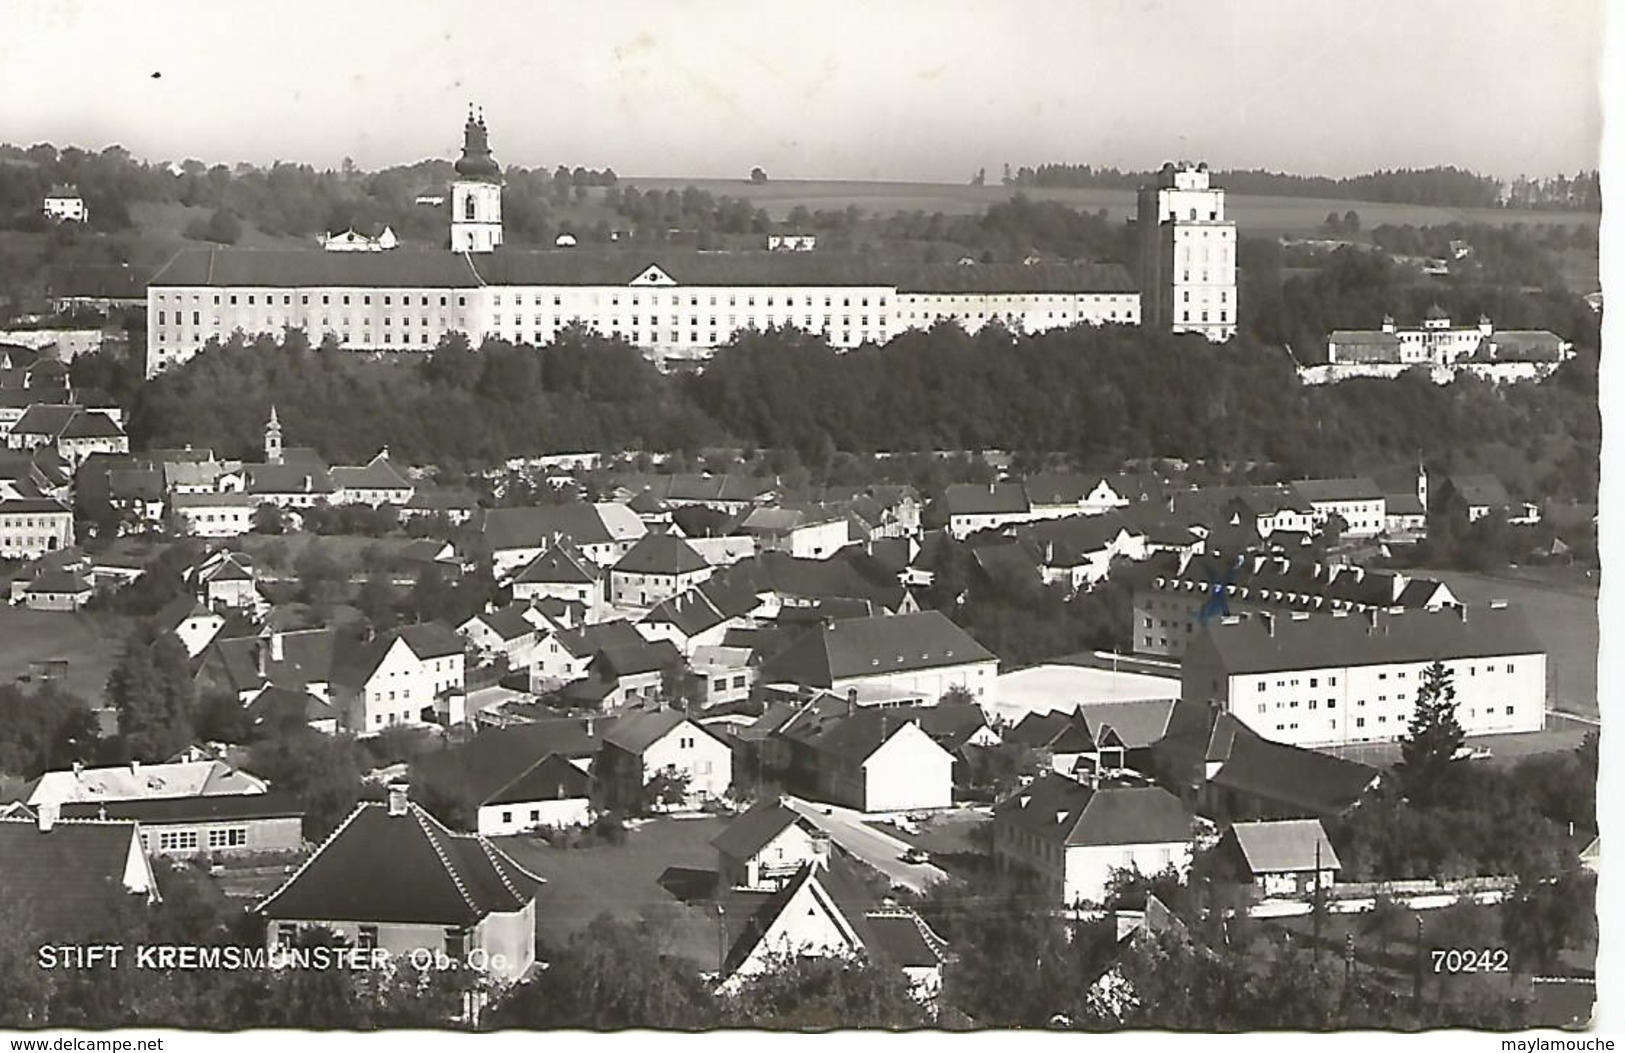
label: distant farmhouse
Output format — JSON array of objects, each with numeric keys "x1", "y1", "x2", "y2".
[{"x1": 42, "y1": 184, "x2": 87, "y2": 223}]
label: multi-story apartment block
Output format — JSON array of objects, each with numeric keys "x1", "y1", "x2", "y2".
[{"x1": 1180, "y1": 605, "x2": 1546, "y2": 749}]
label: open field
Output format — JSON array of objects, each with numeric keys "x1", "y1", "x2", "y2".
[
  {"x1": 495, "y1": 815, "x2": 731, "y2": 968},
  {"x1": 618, "y1": 178, "x2": 1599, "y2": 235},
  {"x1": 1421, "y1": 567, "x2": 1598, "y2": 718},
  {"x1": 233, "y1": 532, "x2": 427, "y2": 575},
  {"x1": 0, "y1": 605, "x2": 130, "y2": 701},
  {"x1": 128, "y1": 202, "x2": 310, "y2": 252}
]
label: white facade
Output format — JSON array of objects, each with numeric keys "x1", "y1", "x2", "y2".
[
  {"x1": 640, "y1": 722, "x2": 733, "y2": 803},
  {"x1": 476, "y1": 797, "x2": 591, "y2": 836},
  {"x1": 451, "y1": 181, "x2": 503, "y2": 254},
  {"x1": 172, "y1": 494, "x2": 258, "y2": 537},
  {"x1": 43, "y1": 193, "x2": 87, "y2": 223},
  {"x1": 862, "y1": 722, "x2": 955, "y2": 813},
  {"x1": 1064, "y1": 840, "x2": 1193, "y2": 907},
  {"x1": 1184, "y1": 612, "x2": 1547, "y2": 749},
  {"x1": 1136, "y1": 164, "x2": 1237, "y2": 342},
  {"x1": 341, "y1": 637, "x2": 467, "y2": 735},
  {"x1": 1306, "y1": 496, "x2": 1386, "y2": 538},
  {"x1": 0, "y1": 503, "x2": 74, "y2": 560},
  {"x1": 172, "y1": 609, "x2": 226, "y2": 659}
]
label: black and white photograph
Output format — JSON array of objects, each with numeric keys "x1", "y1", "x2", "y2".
[{"x1": 0, "y1": 0, "x2": 1613, "y2": 1039}]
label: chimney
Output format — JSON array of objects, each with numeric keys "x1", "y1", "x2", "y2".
[
  {"x1": 586, "y1": 717, "x2": 596, "y2": 737},
  {"x1": 257, "y1": 639, "x2": 269, "y2": 679},
  {"x1": 387, "y1": 783, "x2": 409, "y2": 816},
  {"x1": 1366, "y1": 609, "x2": 1380, "y2": 634},
  {"x1": 1458, "y1": 605, "x2": 1468, "y2": 623},
  {"x1": 72, "y1": 760, "x2": 83, "y2": 779},
  {"x1": 270, "y1": 631, "x2": 285, "y2": 663},
  {"x1": 130, "y1": 759, "x2": 141, "y2": 777},
  {"x1": 1260, "y1": 611, "x2": 1274, "y2": 637},
  {"x1": 37, "y1": 802, "x2": 59, "y2": 833},
  {"x1": 847, "y1": 687, "x2": 858, "y2": 718}
]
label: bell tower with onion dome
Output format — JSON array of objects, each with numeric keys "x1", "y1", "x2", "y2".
[{"x1": 450, "y1": 106, "x2": 504, "y2": 253}]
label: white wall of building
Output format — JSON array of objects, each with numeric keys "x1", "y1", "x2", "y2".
[
  {"x1": 476, "y1": 797, "x2": 591, "y2": 836},
  {"x1": 830, "y1": 659, "x2": 1000, "y2": 707},
  {"x1": 642, "y1": 724, "x2": 733, "y2": 803},
  {"x1": 862, "y1": 723, "x2": 954, "y2": 813},
  {"x1": 1063, "y1": 840, "x2": 1193, "y2": 907}
]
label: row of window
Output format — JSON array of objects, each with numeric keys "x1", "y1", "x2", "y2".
[{"x1": 156, "y1": 827, "x2": 248, "y2": 851}]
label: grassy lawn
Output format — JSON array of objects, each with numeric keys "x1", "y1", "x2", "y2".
[
  {"x1": 494, "y1": 815, "x2": 732, "y2": 969},
  {"x1": 0, "y1": 605, "x2": 131, "y2": 702},
  {"x1": 618, "y1": 178, "x2": 1598, "y2": 235},
  {"x1": 1420, "y1": 568, "x2": 1598, "y2": 718}
]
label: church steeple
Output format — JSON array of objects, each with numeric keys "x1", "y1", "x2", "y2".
[
  {"x1": 265, "y1": 406, "x2": 283, "y2": 465},
  {"x1": 454, "y1": 105, "x2": 501, "y2": 182},
  {"x1": 450, "y1": 106, "x2": 504, "y2": 253}
]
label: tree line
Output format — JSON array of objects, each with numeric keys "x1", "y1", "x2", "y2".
[{"x1": 1005, "y1": 162, "x2": 1599, "y2": 211}]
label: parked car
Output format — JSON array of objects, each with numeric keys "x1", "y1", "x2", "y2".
[{"x1": 899, "y1": 847, "x2": 930, "y2": 865}]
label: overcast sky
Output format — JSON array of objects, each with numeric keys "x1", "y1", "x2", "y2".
[{"x1": 0, "y1": 0, "x2": 1605, "y2": 181}]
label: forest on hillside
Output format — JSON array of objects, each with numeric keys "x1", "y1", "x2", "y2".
[{"x1": 120, "y1": 321, "x2": 1598, "y2": 509}]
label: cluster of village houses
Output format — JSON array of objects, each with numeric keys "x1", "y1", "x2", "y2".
[{"x1": 0, "y1": 378, "x2": 1567, "y2": 1006}]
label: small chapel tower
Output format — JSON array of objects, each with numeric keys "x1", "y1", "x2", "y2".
[{"x1": 265, "y1": 406, "x2": 284, "y2": 465}]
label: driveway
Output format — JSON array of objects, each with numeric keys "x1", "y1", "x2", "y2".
[{"x1": 779, "y1": 796, "x2": 949, "y2": 893}]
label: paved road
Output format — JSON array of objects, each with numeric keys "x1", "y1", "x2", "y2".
[{"x1": 780, "y1": 796, "x2": 949, "y2": 893}]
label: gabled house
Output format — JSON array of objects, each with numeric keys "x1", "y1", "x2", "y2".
[
  {"x1": 1195, "y1": 713, "x2": 1381, "y2": 822},
  {"x1": 459, "y1": 602, "x2": 545, "y2": 670},
  {"x1": 0, "y1": 813, "x2": 159, "y2": 940},
  {"x1": 737, "y1": 505, "x2": 852, "y2": 560},
  {"x1": 157, "y1": 596, "x2": 227, "y2": 658},
  {"x1": 509, "y1": 543, "x2": 604, "y2": 609},
  {"x1": 943, "y1": 482, "x2": 1031, "y2": 539},
  {"x1": 1017, "y1": 512, "x2": 1150, "y2": 592},
  {"x1": 636, "y1": 573, "x2": 761, "y2": 657},
  {"x1": 244, "y1": 684, "x2": 339, "y2": 735},
  {"x1": 414, "y1": 729, "x2": 598, "y2": 835},
  {"x1": 759, "y1": 610, "x2": 999, "y2": 705},
  {"x1": 481, "y1": 502, "x2": 646, "y2": 579},
  {"x1": 609, "y1": 532, "x2": 713, "y2": 609},
  {"x1": 189, "y1": 549, "x2": 266, "y2": 612},
  {"x1": 577, "y1": 638, "x2": 682, "y2": 712},
  {"x1": 257, "y1": 785, "x2": 544, "y2": 983},
  {"x1": 331, "y1": 623, "x2": 468, "y2": 734},
  {"x1": 597, "y1": 707, "x2": 733, "y2": 810},
  {"x1": 717, "y1": 847, "x2": 950, "y2": 1004},
  {"x1": 992, "y1": 773, "x2": 1195, "y2": 907},
  {"x1": 713, "y1": 798, "x2": 824, "y2": 890},
  {"x1": 1291, "y1": 477, "x2": 1387, "y2": 538},
  {"x1": 241, "y1": 462, "x2": 336, "y2": 510},
  {"x1": 775, "y1": 700, "x2": 957, "y2": 813},
  {"x1": 1025, "y1": 473, "x2": 1133, "y2": 520},
  {"x1": 7, "y1": 405, "x2": 128, "y2": 469},
  {"x1": 1213, "y1": 818, "x2": 1341, "y2": 900},
  {"x1": 400, "y1": 487, "x2": 480, "y2": 526},
  {"x1": 330, "y1": 449, "x2": 414, "y2": 506},
  {"x1": 528, "y1": 619, "x2": 645, "y2": 690},
  {"x1": 171, "y1": 491, "x2": 258, "y2": 537}
]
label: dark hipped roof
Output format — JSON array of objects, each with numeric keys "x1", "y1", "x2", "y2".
[
  {"x1": 944, "y1": 482, "x2": 1030, "y2": 517},
  {"x1": 0, "y1": 819, "x2": 146, "y2": 937},
  {"x1": 760, "y1": 610, "x2": 995, "y2": 687},
  {"x1": 257, "y1": 801, "x2": 544, "y2": 925},
  {"x1": 1196, "y1": 605, "x2": 1542, "y2": 675},
  {"x1": 484, "y1": 754, "x2": 593, "y2": 807},
  {"x1": 482, "y1": 503, "x2": 615, "y2": 551},
  {"x1": 994, "y1": 774, "x2": 1192, "y2": 847},
  {"x1": 1292, "y1": 477, "x2": 1384, "y2": 503},
  {"x1": 1206, "y1": 714, "x2": 1379, "y2": 816},
  {"x1": 414, "y1": 718, "x2": 617, "y2": 805},
  {"x1": 601, "y1": 707, "x2": 709, "y2": 754},
  {"x1": 613, "y1": 532, "x2": 709, "y2": 576}
]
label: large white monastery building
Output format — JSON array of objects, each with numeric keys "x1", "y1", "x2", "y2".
[{"x1": 145, "y1": 113, "x2": 1183, "y2": 377}]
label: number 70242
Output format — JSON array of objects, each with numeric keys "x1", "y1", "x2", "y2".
[{"x1": 1431, "y1": 948, "x2": 1510, "y2": 973}]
